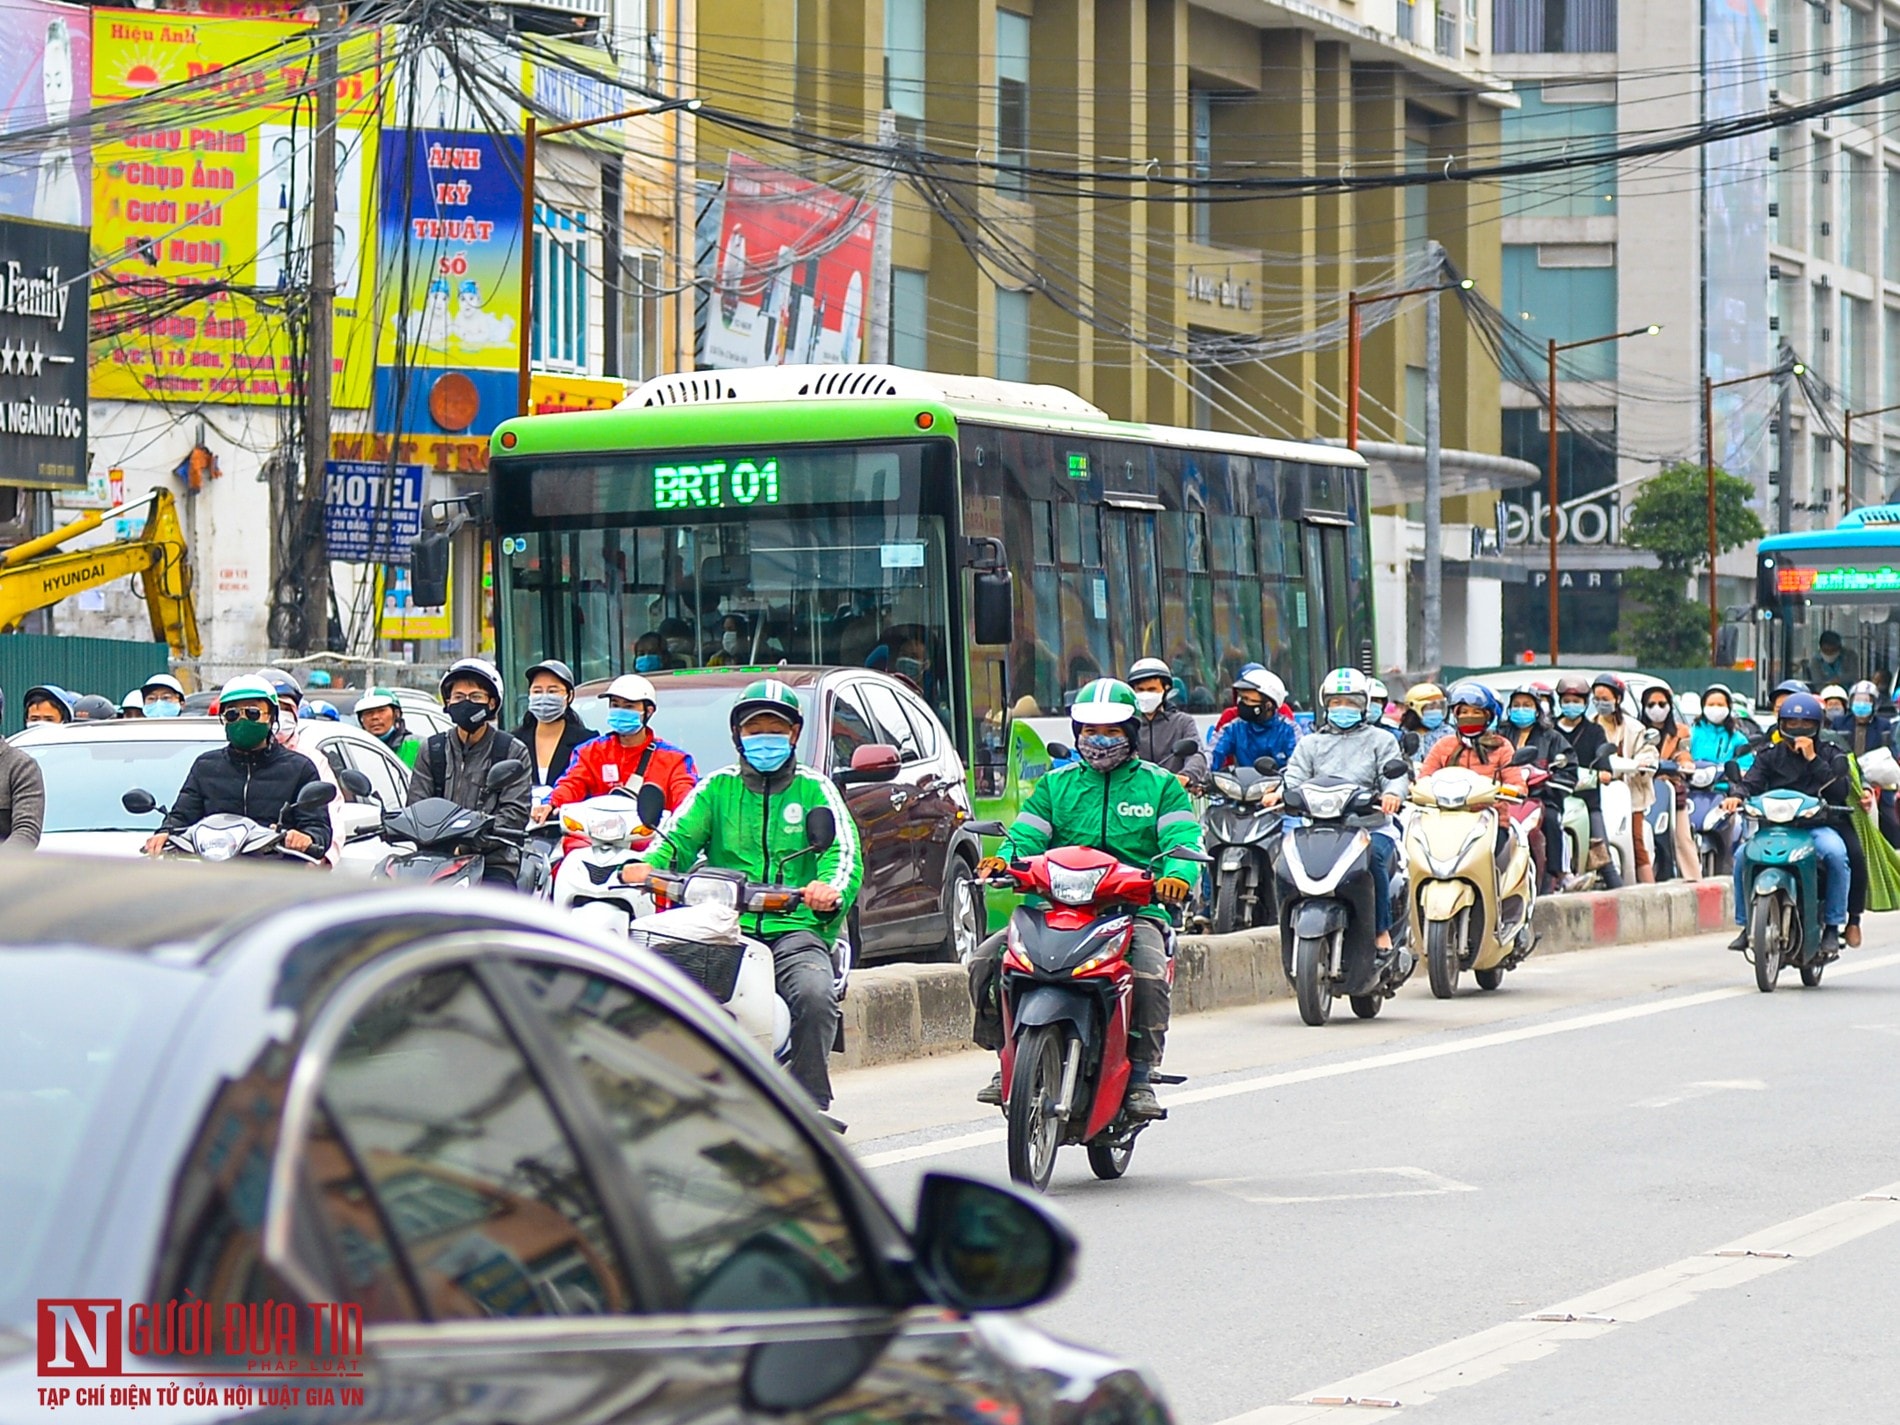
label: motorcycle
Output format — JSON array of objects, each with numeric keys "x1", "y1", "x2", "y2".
[
  {"x1": 372, "y1": 759, "x2": 527, "y2": 887},
  {"x1": 1274, "y1": 758, "x2": 1417, "y2": 1026},
  {"x1": 980, "y1": 838, "x2": 1209, "y2": 1192},
  {"x1": 1737, "y1": 789, "x2": 1833, "y2": 992},
  {"x1": 124, "y1": 780, "x2": 336, "y2": 864},
  {"x1": 629, "y1": 785, "x2": 851, "y2": 1061},
  {"x1": 1686, "y1": 761, "x2": 1740, "y2": 877},
  {"x1": 1405, "y1": 748, "x2": 1539, "y2": 998},
  {"x1": 552, "y1": 787, "x2": 655, "y2": 934},
  {"x1": 521, "y1": 783, "x2": 562, "y2": 897},
  {"x1": 1203, "y1": 754, "x2": 1284, "y2": 934}
]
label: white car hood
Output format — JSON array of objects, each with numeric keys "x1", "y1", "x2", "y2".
[{"x1": 38, "y1": 830, "x2": 146, "y2": 858}]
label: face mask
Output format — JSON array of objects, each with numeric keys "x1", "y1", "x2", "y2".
[
  {"x1": 1077, "y1": 731, "x2": 1133, "y2": 772},
  {"x1": 1507, "y1": 706, "x2": 1537, "y2": 728},
  {"x1": 634, "y1": 654, "x2": 664, "y2": 674},
  {"x1": 722, "y1": 631, "x2": 742, "y2": 655},
  {"x1": 1236, "y1": 701, "x2": 1267, "y2": 724},
  {"x1": 145, "y1": 700, "x2": 181, "y2": 719},
  {"x1": 378, "y1": 724, "x2": 407, "y2": 748},
  {"x1": 895, "y1": 656, "x2": 926, "y2": 682},
  {"x1": 1135, "y1": 689, "x2": 1165, "y2": 715},
  {"x1": 607, "y1": 707, "x2": 646, "y2": 736},
  {"x1": 1854, "y1": 701, "x2": 1875, "y2": 718},
  {"x1": 1455, "y1": 715, "x2": 1490, "y2": 737},
  {"x1": 1326, "y1": 706, "x2": 1363, "y2": 731},
  {"x1": 1591, "y1": 698, "x2": 1616, "y2": 718},
  {"x1": 1644, "y1": 704, "x2": 1670, "y2": 725},
  {"x1": 1559, "y1": 701, "x2": 1586, "y2": 721},
  {"x1": 740, "y1": 732, "x2": 793, "y2": 772},
  {"x1": 1704, "y1": 704, "x2": 1730, "y2": 723},
  {"x1": 446, "y1": 699, "x2": 491, "y2": 733},
  {"x1": 1420, "y1": 708, "x2": 1445, "y2": 730},
  {"x1": 528, "y1": 692, "x2": 568, "y2": 723},
  {"x1": 226, "y1": 716, "x2": 272, "y2": 752},
  {"x1": 277, "y1": 710, "x2": 297, "y2": 735}
]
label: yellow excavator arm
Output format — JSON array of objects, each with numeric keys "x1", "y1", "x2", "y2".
[{"x1": 0, "y1": 490, "x2": 202, "y2": 659}]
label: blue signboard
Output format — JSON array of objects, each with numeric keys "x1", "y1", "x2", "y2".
[{"x1": 324, "y1": 460, "x2": 424, "y2": 563}]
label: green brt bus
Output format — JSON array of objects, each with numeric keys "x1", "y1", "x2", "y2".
[{"x1": 488, "y1": 366, "x2": 1375, "y2": 815}]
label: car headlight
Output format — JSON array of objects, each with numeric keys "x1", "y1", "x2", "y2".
[
  {"x1": 1212, "y1": 774, "x2": 1244, "y2": 800},
  {"x1": 1046, "y1": 863, "x2": 1109, "y2": 905},
  {"x1": 683, "y1": 876, "x2": 740, "y2": 909},
  {"x1": 196, "y1": 826, "x2": 244, "y2": 861}
]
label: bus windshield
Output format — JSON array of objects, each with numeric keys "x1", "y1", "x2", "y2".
[{"x1": 498, "y1": 441, "x2": 955, "y2": 725}]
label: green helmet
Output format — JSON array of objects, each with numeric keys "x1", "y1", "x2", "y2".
[
  {"x1": 729, "y1": 677, "x2": 803, "y2": 735},
  {"x1": 355, "y1": 687, "x2": 402, "y2": 716},
  {"x1": 1070, "y1": 677, "x2": 1140, "y2": 727}
]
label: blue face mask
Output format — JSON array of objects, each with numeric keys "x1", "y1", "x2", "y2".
[
  {"x1": 1559, "y1": 701, "x2": 1586, "y2": 720},
  {"x1": 1507, "y1": 706, "x2": 1537, "y2": 728},
  {"x1": 634, "y1": 654, "x2": 663, "y2": 674},
  {"x1": 1854, "y1": 701, "x2": 1875, "y2": 718},
  {"x1": 1326, "y1": 706, "x2": 1363, "y2": 730},
  {"x1": 606, "y1": 707, "x2": 646, "y2": 736},
  {"x1": 741, "y1": 733, "x2": 794, "y2": 772},
  {"x1": 1420, "y1": 708, "x2": 1445, "y2": 729},
  {"x1": 144, "y1": 700, "x2": 182, "y2": 719}
]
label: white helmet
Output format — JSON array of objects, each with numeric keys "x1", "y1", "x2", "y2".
[
  {"x1": 1319, "y1": 667, "x2": 1371, "y2": 709},
  {"x1": 1821, "y1": 683, "x2": 1848, "y2": 704},
  {"x1": 440, "y1": 657, "x2": 504, "y2": 706},
  {"x1": 605, "y1": 673, "x2": 658, "y2": 705},
  {"x1": 142, "y1": 673, "x2": 185, "y2": 698},
  {"x1": 1237, "y1": 667, "x2": 1287, "y2": 708},
  {"x1": 1367, "y1": 677, "x2": 1390, "y2": 704}
]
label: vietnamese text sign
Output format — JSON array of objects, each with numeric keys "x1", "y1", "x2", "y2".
[
  {"x1": 0, "y1": 217, "x2": 89, "y2": 489},
  {"x1": 323, "y1": 459, "x2": 422, "y2": 563}
]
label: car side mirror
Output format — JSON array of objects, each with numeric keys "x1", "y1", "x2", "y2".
[
  {"x1": 909, "y1": 1172, "x2": 1075, "y2": 1312},
  {"x1": 122, "y1": 788, "x2": 158, "y2": 816},
  {"x1": 836, "y1": 743, "x2": 900, "y2": 785},
  {"x1": 1252, "y1": 755, "x2": 1280, "y2": 775},
  {"x1": 486, "y1": 758, "x2": 525, "y2": 791},
  {"x1": 295, "y1": 781, "x2": 337, "y2": 811},
  {"x1": 1510, "y1": 744, "x2": 1540, "y2": 766},
  {"x1": 335, "y1": 767, "x2": 375, "y2": 799},
  {"x1": 636, "y1": 782, "x2": 667, "y2": 830},
  {"x1": 804, "y1": 806, "x2": 836, "y2": 853}
]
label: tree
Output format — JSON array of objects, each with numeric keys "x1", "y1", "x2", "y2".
[{"x1": 1616, "y1": 460, "x2": 1765, "y2": 666}]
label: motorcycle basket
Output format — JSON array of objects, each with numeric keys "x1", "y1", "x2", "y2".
[{"x1": 637, "y1": 932, "x2": 746, "y2": 1003}]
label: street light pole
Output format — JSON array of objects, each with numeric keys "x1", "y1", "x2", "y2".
[
  {"x1": 1704, "y1": 358, "x2": 1806, "y2": 662},
  {"x1": 1543, "y1": 323, "x2": 1662, "y2": 666},
  {"x1": 1343, "y1": 271, "x2": 1471, "y2": 453},
  {"x1": 515, "y1": 97, "x2": 700, "y2": 417},
  {"x1": 1842, "y1": 401, "x2": 1900, "y2": 513}
]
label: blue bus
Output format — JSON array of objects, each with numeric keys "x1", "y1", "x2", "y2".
[{"x1": 1756, "y1": 507, "x2": 1900, "y2": 691}]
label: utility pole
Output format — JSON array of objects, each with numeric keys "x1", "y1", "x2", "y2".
[
  {"x1": 1777, "y1": 342, "x2": 1795, "y2": 536},
  {"x1": 296, "y1": 0, "x2": 339, "y2": 652},
  {"x1": 866, "y1": 110, "x2": 896, "y2": 364},
  {"x1": 1421, "y1": 241, "x2": 1443, "y2": 677}
]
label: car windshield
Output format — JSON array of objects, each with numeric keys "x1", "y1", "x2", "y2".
[
  {"x1": 571, "y1": 682, "x2": 818, "y2": 781},
  {"x1": 21, "y1": 737, "x2": 215, "y2": 832},
  {"x1": 0, "y1": 953, "x2": 198, "y2": 1318}
]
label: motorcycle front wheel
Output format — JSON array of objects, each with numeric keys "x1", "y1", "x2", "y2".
[
  {"x1": 1007, "y1": 1024, "x2": 1066, "y2": 1190},
  {"x1": 1212, "y1": 867, "x2": 1243, "y2": 936},
  {"x1": 1294, "y1": 934, "x2": 1333, "y2": 1026},
  {"x1": 1350, "y1": 994, "x2": 1382, "y2": 1019},
  {"x1": 1750, "y1": 897, "x2": 1781, "y2": 994},
  {"x1": 1426, "y1": 914, "x2": 1462, "y2": 999},
  {"x1": 1474, "y1": 966, "x2": 1504, "y2": 991},
  {"x1": 1086, "y1": 1134, "x2": 1135, "y2": 1180}
]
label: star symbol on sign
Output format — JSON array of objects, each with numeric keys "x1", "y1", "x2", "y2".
[
  {"x1": 27, "y1": 344, "x2": 44, "y2": 378},
  {"x1": 0, "y1": 341, "x2": 14, "y2": 376}
]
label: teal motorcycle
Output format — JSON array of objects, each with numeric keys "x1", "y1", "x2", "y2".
[{"x1": 1737, "y1": 789, "x2": 1830, "y2": 992}]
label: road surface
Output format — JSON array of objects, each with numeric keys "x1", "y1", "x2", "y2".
[{"x1": 834, "y1": 930, "x2": 1900, "y2": 1423}]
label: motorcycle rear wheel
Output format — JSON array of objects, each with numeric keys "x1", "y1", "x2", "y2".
[
  {"x1": 1007, "y1": 1024, "x2": 1066, "y2": 1191},
  {"x1": 1474, "y1": 966, "x2": 1504, "y2": 991},
  {"x1": 1426, "y1": 915, "x2": 1461, "y2": 999},
  {"x1": 1294, "y1": 934, "x2": 1333, "y2": 1026},
  {"x1": 1750, "y1": 897, "x2": 1781, "y2": 994},
  {"x1": 1349, "y1": 994, "x2": 1382, "y2": 1019},
  {"x1": 1212, "y1": 867, "x2": 1244, "y2": 936},
  {"x1": 1086, "y1": 1135, "x2": 1135, "y2": 1179}
]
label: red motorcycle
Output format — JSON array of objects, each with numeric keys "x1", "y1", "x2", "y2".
[{"x1": 982, "y1": 844, "x2": 1203, "y2": 1191}]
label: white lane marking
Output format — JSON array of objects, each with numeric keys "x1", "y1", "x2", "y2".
[
  {"x1": 1193, "y1": 1166, "x2": 1477, "y2": 1206},
  {"x1": 856, "y1": 952, "x2": 1900, "y2": 1170},
  {"x1": 1203, "y1": 1179, "x2": 1900, "y2": 1423},
  {"x1": 1632, "y1": 1077, "x2": 1766, "y2": 1108}
]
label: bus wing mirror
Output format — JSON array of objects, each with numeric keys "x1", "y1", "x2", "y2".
[
  {"x1": 973, "y1": 569, "x2": 1014, "y2": 646},
  {"x1": 409, "y1": 530, "x2": 451, "y2": 608}
]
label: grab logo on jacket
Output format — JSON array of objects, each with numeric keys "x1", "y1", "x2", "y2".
[{"x1": 1117, "y1": 800, "x2": 1155, "y2": 818}]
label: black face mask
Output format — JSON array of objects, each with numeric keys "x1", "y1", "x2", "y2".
[
  {"x1": 446, "y1": 699, "x2": 492, "y2": 733},
  {"x1": 1236, "y1": 701, "x2": 1267, "y2": 724}
]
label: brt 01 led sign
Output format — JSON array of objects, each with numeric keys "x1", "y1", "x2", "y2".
[
  {"x1": 1776, "y1": 564, "x2": 1900, "y2": 596},
  {"x1": 652, "y1": 458, "x2": 781, "y2": 510}
]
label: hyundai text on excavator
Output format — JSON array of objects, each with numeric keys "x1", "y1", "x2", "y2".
[{"x1": 0, "y1": 490, "x2": 201, "y2": 660}]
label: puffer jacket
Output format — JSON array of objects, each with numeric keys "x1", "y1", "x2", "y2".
[
  {"x1": 1419, "y1": 733, "x2": 1527, "y2": 791},
  {"x1": 1211, "y1": 713, "x2": 1300, "y2": 773},
  {"x1": 1132, "y1": 707, "x2": 1209, "y2": 779},
  {"x1": 1596, "y1": 714, "x2": 1657, "y2": 812},
  {"x1": 161, "y1": 740, "x2": 333, "y2": 856},
  {"x1": 1282, "y1": 723, "x2": 1412, "y2": 805}
]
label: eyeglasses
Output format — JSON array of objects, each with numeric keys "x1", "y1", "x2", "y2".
[
  {"x1": 222, "y1": 706, "x2": 270, "y2": 723},
  {"x1": 445, "y1": 693, "x2": 492, "y2": 706}
]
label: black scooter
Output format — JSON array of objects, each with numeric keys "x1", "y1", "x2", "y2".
[
  {"x1": 1274, "y1": 757, "x2": 1416, "y2": 1025},
  {"x1": 1203, "y1": 754, "x2": 1284, "y2": 934},
  {"x1": 370, "y1": 759, "x2": 528, "y2": 887}
]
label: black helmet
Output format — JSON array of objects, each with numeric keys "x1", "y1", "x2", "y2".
[
  {"x1": 71, "y1": 694, "x2": 120, "y2": 722},
  {"x1": 524, "y1": 658, "x2": 577, "y2": 693}
]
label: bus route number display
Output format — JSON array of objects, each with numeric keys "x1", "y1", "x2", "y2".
[
  {"x1": 653, "y1": 458, "x2": 781, "y2": 510},
  {"x1": 1776, "y1": 564, "x2": 1900, "y2": 596}
]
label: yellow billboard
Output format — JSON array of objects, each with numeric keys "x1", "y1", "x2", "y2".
[{"x1": 88, "y1": 16, "x2": 384, "y2": 406}]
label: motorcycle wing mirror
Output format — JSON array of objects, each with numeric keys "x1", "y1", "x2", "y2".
[
  {"x1": 1591, "y1": 744, "x2": 1618, "y2": 772},
  {"x1": 804, "y1": 806, "x2": 837, "y2": 854},
  {"x1": 963, "y1": 818, "x2": 1008, "y2": 836},
  {"x1": 908, "y1": 1171, "x2": 1076, "y2": 1313},
  {"x1": 636, "y1": 783, "x2": 667, "y2": 830},
  {"x1": 837, "y1": 743, "x2": 901, "y2": 786},
  {"x1": 485, "y1": 757, "x2": 526, "y2": 791},
  {"x1": 1171, "y1": 736, "x2": 1202, "y2": 757},
  {"x1": 1046, "y1": 742, "x2": 1073, "y2": 761},
  {"x1": 294, "y1": 781, "x2": 337, "y2": 812},
  {"x1": 1252, "y1": 754, "x2": 1280, "y2": 775},
  {"x1": 1157, "y1": 846, "x2": 1212, "y2": 865},
  {"x1": 1642, "y1": 727, "x2": 1664, "y2": 749},
  {"x1": 122, "y1": 788, "x2": 160, "y2": 816},
  {"x1": 1381, "y1": 757, "x2": 1410, "y2": 781},
  {"x1": 1398, "y1": 730, "x2": 1421, "y2": 758},
  {"x1": 335, "y1": 767, "x2": 375, "y2": 800},
  {"x1": 1510, "y1": 744, "x2": 1541, "y2": 767}
]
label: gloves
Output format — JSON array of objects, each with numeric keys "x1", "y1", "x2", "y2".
[
  {"x1": 1154, "y1": 876, "x2": 1192, "y2": 905},
  {"x1": 977, "y1": 856, "x2": 1011, "y2": 878}
]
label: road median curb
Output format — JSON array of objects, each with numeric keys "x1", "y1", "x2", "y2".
[{"x1": 837, "y1": 879, "x2": 1733, "y2": 1069}]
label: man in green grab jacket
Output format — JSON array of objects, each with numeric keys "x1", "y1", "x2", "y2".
[
  {"x1": 623, "y1": 679, "x2": 863, "y2": 1110},
  {"x1": 971, "y1": 677, "x2": 1205, "y2": 1121}
]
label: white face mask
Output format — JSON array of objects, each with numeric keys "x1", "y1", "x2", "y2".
[
  {"x1": 721, "y1": 630, "x2": 742, "y2": 654},
  {"x1": 1704, "y1": 704, "x2": 1730, "y2": 724},
  {"x1": 1135, "y1": 689, "x2": 1165, "y2": 715}
]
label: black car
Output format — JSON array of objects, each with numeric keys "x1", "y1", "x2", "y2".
[{"x1": 0, "y1": 855, "x2": 1169, "y2": 1425}]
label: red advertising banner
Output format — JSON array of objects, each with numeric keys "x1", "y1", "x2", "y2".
[{"x1": 700, "y1": 154, "x2": 876, "y2": 369}]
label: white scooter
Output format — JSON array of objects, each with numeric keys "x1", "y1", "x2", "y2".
[{"x1": 550, "y1": 787, "x2": 653, "y2": 934}]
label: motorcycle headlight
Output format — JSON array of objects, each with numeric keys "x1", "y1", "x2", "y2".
[
  {"x1": 1046, "y1": 863, "x2": 1109, "y2": 905},
  {"x1": 1212, "y1": 774, "x2": 1245, "y2": 801},
  {"x1": 1758, "y1": 796, "x2": 1801, "y2": 825},
  {"x1": 1300, "y1": 783, "x2": 1353, "y2": 820},
  {"x1": 682, "y1": 876, "x2": 740, "y2": 910},
  {"x1": 195, "y1": 826, "x2": 244, "y2": 862},
  {"x1": 1243, "y1": 780, "x2": 1270, "y2": 804},
  {"x1": 584, "y1": 810, "x2": 631, "y2": 844},
  {"x1": 1431, "y1": 771, "x2": 1476, "y2": 809}
]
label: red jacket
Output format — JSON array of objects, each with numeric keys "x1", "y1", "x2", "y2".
[{"x1": 550, "y1": 732, "x2": 698, "y2": 850}]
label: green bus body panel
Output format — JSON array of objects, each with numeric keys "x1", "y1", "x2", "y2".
[{"x1": 493, "y1": 401, "x2": 964, "y2": 457}]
